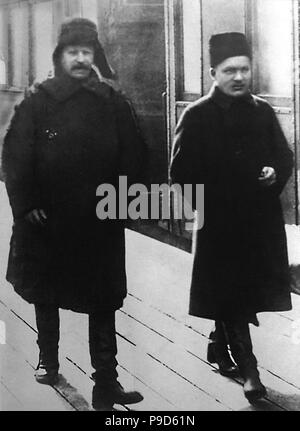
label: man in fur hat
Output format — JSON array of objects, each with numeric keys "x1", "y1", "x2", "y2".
[
  {"x1": 171, "y1": 32, "x2": 293, "y2": 402},
  {"x1": 2, "y1": 17, "x2": 146, "y2": 410}
]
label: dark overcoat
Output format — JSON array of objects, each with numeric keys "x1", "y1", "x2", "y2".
[
  {"x1": 2, "y1": 73, "x2": 146, "y2": 314},
  {"x1": 171, "y1": 86, "x2": 293, "y2": 322}
]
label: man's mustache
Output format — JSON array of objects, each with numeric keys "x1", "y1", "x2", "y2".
[{"x1": 72, "y1": 65, "x2": 91, "y2": 71}]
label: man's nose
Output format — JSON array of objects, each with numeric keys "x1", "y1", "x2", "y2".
[
  {"x1": 76, "y1": 52, "x2": 85, "y2": 63},
  {"x1": 233, "y1": 71, "x2": 243, "y2": 81}
]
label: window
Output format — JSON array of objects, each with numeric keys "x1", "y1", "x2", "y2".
[
  {"x1": 0, "y1": 0, "x2": 102, "y2": 89},
  {"x1": 182, "y1": 0, "x2": 201, "y2": 95},
  {"x1": 33, "y1": 1, "x2": 54, "y2": 82},
  {"x1": 10, "y1": 2, "x2": 29, "y2": 87},
  {"x1": 0, "y1": 7, "x2": 6, "y2": 85},
  {"x1": 251, "y1": 0, "x2": 293, "y2": 97}
]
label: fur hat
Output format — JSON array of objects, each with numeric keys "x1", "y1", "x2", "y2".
[
  {"x1": 52, "y1": 17, "x2": 115, "y2": 79},
  {"x1": 209, "y1": 32, "x2": 251, "y2": 68}
]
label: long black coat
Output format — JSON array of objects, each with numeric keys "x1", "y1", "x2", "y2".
[
  {"x1": 2, "y1": 74, "x2": 146, "y2": 314},
  {"x1": 171, "y1": 86, "x2": 293, "y2": 322}
]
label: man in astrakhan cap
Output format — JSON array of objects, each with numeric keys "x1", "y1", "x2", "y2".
[{"x1": 171, "y1": 32, "x2": 293, "y2": 402}]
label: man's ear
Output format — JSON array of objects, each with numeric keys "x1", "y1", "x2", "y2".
[{"x1": 209, "y1": 67, "x2": 216, "y2": 80}]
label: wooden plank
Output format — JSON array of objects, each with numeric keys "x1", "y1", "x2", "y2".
[
  {"x1": 117, "y1": 336, "x2": 229, "y2": 411},
  {"x1": 0, "y1": 342, "x2": 74, "y2": 411},
  {"x1": 116, "y1": 311, "x2": 282, "y2": 411},
  {"x1": 60, "y1": 330, "x2": 178, "y2": 412},
  {"x1": 259, "y1": 368, "x2": 300, "y2": 412},
  {"x1": 124, "y1": 291, "x2": 300, "y2": 410},
  {"x1": 58, "y1": 312, "x2": 228, "y2": 411},
  {"x1": 0, "y1": 245, "x2": 297, "y2": 414},
  {"x1": 125, "y1": 229, "x2": 192, "y2": 318},
  {"x1": 58, "y1": 311, "x2": 179, "y2": 411},
  {"x1": 0, "y1": 293, "x2": 177, "y2": 411},
  {"x1": 0, "y1": 280, "x2": 296, "y2": 412},
  {"x1": 0, "y1": 378, "x2": 24, "y2": 411},
  {"x1": 0, "y1": 301, "x2": 91, "y2": 411},
  {"x1": 251, "y1": 324, "x2": 300, "y2": 390},
  {"x1": 122, "y1": 295, "x2": 300, "y2": 411}
]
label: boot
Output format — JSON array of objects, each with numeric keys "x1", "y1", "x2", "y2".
[
  {"x1": 89, "y1": 310, "x2": 143, "y2": 410},
  {"x1": 34, "y1": 304, "x2": 60, "y2": 385},
  {"x1": 92, "y1": 378, "x2": 144, "y2": 411},
  {"x1": 35, "y1": 350, "x2": 59, "y2": 385},
  {"x1": 207, "y1": 320, "x2": 239, "y2": 377},
  {"x1": 225, "y1": 320, "x2": 266, "y2": 403}
]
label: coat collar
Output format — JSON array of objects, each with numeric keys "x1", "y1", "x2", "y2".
[
  {"x1": 209, "y1": 84, "x2": 257, "y2": 110},
  {"x1": 39, "y1": 70, "x2": 113, "y2": 102}
]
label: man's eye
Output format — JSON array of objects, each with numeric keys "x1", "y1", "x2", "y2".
[{"x1": 225, "y1": 69, "x2": 235, "y2": 74}]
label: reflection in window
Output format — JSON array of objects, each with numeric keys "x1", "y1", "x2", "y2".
[
  {"x1": 182, "y1": 0, "x2": 201, "y2": 94},
  {"x1": 254, "y1": 0, "x2": 293, "y2": 97}
]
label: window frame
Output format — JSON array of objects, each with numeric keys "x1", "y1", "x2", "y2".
[{"x1": 174, "y1": 0, "x2": 203, "y2": 102}]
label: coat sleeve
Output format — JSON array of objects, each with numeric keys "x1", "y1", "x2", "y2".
[
  {"x1": 171, "y1": 107, "x2": 207, "y2": 185},
  {"x1": 114, "y1": 94, "x2": 148, "y2": 186},
  {"x1": 267, "y1": 104, "x2": 294, "y2": 196},
  {"x1": 170, "y1": 107, "x2": 207, "y2": 209},
  {"x1": 2, "y1": 97, "x2": 40, "y2": 219}
]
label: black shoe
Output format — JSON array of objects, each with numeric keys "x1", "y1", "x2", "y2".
[
  {"x1": 92, "y1": 381, "x2": 143, "y2": 409},
  {"x1": 34, "y1": 353, "x2": 59, "y2": 385},
  {"x1": 207, "y1": 341, "x2": 239, "y2": 377},
  {"x1": 243, "y1": 367, "x2": 267, "y2": 403},
  {"x1": 34, "y1": 364, "x2": 59, "y2": 385},
  {"x1": 110, "y1": 381, "x2": 144, "y2": 405}
]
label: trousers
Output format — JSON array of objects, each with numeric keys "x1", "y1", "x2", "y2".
[{"x1": 35, "y1": 303, "x2": 118, "y2": 383}]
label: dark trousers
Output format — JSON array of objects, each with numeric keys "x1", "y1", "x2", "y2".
[
  {"x1": 34, "y1": 304, "x2": 118, "y2": 383},
  {"x1": 211, "y1": 319, "x2": 257, "y2": 372},
  {"x1": 223, "y1": 320, "x2": 257, "y2": 372},
  {"x1": 209, "y1": 320, "x2": 228, "y2": 345}
]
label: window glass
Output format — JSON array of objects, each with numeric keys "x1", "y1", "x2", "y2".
[
  {"x1": 255, "y1": 0, "x2": 293, "y2": 97},
  {"x1": 11, "y1": 4, "x2": 28, "y2": 87},
  {"x1": 182, "y1": 0, "x2": 201, "y2": 94},
  {"x1": 0, "y1": 8, "x2": 6, "y2": 84},
  {"x1": 33, "y1": 1, "x2": 54, "y2": 82}
]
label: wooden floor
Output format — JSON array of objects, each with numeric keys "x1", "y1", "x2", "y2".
[{"x1": 0, "y1": 184, "x2": 300, "y2": 411}]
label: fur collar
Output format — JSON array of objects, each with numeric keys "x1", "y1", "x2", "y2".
[{"x1": 39, "y1": 71, "x2": 114, "y2": 102}]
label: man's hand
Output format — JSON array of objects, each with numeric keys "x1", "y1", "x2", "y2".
[
  {"x1": 25, "y1": 209, "x2": 47, "y2": 226},
  {"x1": 258, "y1": 166, "x2": 277, "y2": 187}
]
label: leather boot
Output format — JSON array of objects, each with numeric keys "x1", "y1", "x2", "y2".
[
  {"x1": 224, "y1": 321, "x2": 266, "y2": 403},
  {"x1": 89, "y1": 310, "x2": 143, "y2": 410},
  {"x1": 34, "y1": 304, "x2": 60, "y2": 385},
  {"x1": 207, "y1": 320, "x2": 239, "y2": 377},
  {"x1": 92, "y1": 379, "x2": 144, "y2": 411}
]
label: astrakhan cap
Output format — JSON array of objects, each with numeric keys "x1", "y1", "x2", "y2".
[{"x1": 209, "y1": 32, "x2": 251, "y2": 67}]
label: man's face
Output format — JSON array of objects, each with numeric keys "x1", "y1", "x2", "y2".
[
  {"x1": 61, "y1": 45, "x2": 94, "y2": 80},
  {"x1": 210, "y1": 56, "x2": 252, "y2": 97}
]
